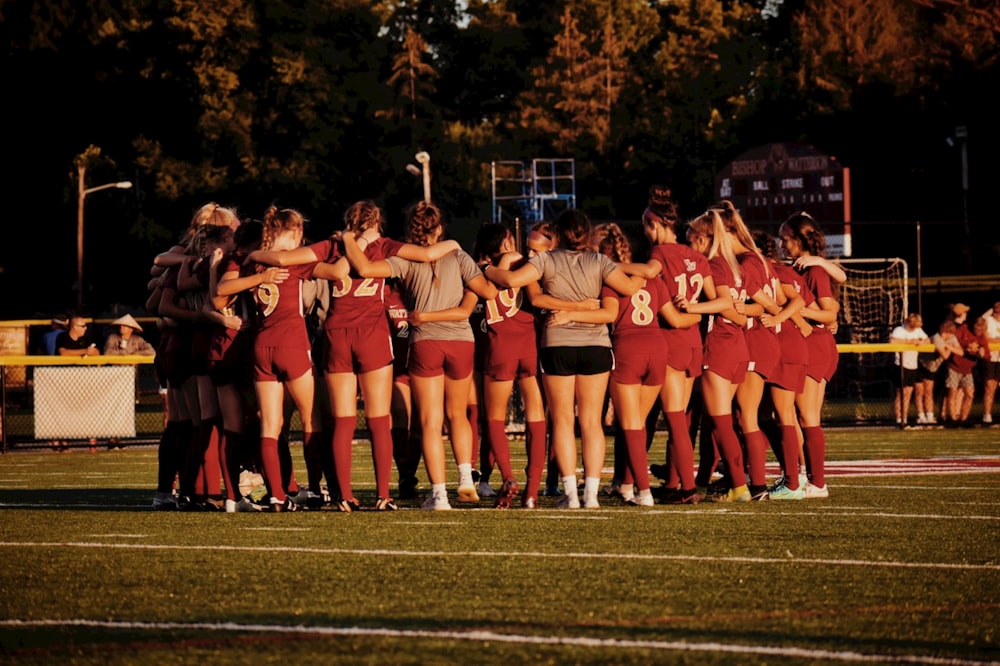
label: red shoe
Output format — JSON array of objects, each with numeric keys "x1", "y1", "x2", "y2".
[{"x1": 495, "y1": 479, "x2": 520, "y2": 509}]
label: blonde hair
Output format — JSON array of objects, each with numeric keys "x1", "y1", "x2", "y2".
[
  {"x1": 688, "y1": 208, "x2": 742, "y2": 284},
  {"x1": 592, "y1": 222, "x2": 631, "y2": 263},
  {"x1": 185, "y1": 202, "x2": 240, "y2": 257},
  {"x1": 343, "y1": 200, "x2": 385, "y2": 234},
  {"x1": 405, "y1": 200, "x2": 444, "y2": 247},
  {"x1": 261, "y1": 206, "x2": 305, "y2": 251}
]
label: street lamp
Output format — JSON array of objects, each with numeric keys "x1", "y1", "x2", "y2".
[
  {"x1": 76, "y1": 162, "x2": 132, "y2": 310},
  {"x1": 406, "y1": 151, "x2": 431, "y2": 203}
]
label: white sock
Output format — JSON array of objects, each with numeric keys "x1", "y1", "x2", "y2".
[
  {"x1": 432, "y1": 483, "x2": 447, "y2": 498},
  {"x1": 583, "y1": 476, "x2": 600, "y2": 500},
  {"x1": 561, "y1": 475, "x2": 578, "y2": 498},
  {"x1": 458, "y1": 463, "x2": 473, "y2": 487},
  {"x1": 638, "y1": 488, "x2": 653, "y2": 499}
]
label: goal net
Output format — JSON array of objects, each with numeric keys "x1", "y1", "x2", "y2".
[{"x1": 828, "y1": 258, "x2": 909, "y2": 424}]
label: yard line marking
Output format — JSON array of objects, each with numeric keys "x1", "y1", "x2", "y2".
[
  {"x1": 2, "y1": 542, "x2": 998, "y2": 571},
  {"x1": 0, "y1": 619, "x2": 995, "y2": 665}
]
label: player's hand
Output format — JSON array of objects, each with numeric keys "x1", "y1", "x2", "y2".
[{"x1": 262, "y1": 267, "x2": 289, "y2": 284}]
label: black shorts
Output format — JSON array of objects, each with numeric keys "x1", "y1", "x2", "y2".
[
  {"x1": 894, "y1": 366, "x2": 919, "y2": 388},
  {"x1": 983, "y1": 360, "x2": 1000, "y2": 383},
  {"x1": 539, "y1": 346, "x2": 613, "y2": 377}
]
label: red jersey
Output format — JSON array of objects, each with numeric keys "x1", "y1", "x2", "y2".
[
  {"x1": 738, "y1": 251, "x2": 780, "y2": 364},
  {"x1": 482, "y1": 284, "x2": 536, "y2": 364},
  {"x1": 950, "y1": 324, "x2": 987, "y2": 375},
  {"x1": 384, "y1": 278, "x2": 411, "y2": 373},
  {"x1": 251, "y1": 261, "x2": 316, "y2": 350},
  {"x1": 649, "y1": 243, "x2": 707, "y2": 351},
  {"x1": 308, "y1": 236, "x2": 403, "y2": 329},
  {"x1": 603, "y1": 278, "x2": 668, "y2": 347},
  {"x1": 770, "y1": 261, "x2": 809, "y2": 366}
]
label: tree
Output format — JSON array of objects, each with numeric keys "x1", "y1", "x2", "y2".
[{"x1": 381, "y1": 26, "x2": 439, "y2": 122}]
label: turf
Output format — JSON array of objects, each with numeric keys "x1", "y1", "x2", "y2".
[{"x1": 0, "y1": 428, "x2": 998, "y2": 665}]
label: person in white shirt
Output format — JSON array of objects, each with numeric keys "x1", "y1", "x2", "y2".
[
  {"x1": 982, "y1": 301, "x2": 1000, "y2": 425},
  {"x1": 980, "y1": 301, "x2": 1000, "y2": 425},
  {"x1": 890, "y1": 312, "x2": 929, "y2": 427}
]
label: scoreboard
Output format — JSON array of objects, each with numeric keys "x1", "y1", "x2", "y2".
[{"x1": 715, "y1": 142, "x2": 852, "y2": 257}]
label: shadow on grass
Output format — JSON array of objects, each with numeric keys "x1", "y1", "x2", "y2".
[{"x1": 0, "y1": 487, "x2": 157, "y2": 510}]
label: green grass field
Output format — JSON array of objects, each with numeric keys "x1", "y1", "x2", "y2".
[{"x1": 1, "y1": 428, "x2": 998, "y2": 665}]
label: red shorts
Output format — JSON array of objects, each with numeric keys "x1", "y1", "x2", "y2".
[
  {"x1": 768, "y1": 361, "x2": 806, "y2": 393},
  {"x1": 408, "y1": 340, "x2": 475, "y2": 379},
  {"x1": 254, "y1": 345, "x2": 315, "y2": 382},
  {"x1": 485, "y1": 352, "x2": 538, "y2": 382},
  {"x1": 746, "y1": 326, "x2": 780, "y2": 379},
  {"x1": 703, "y1": 335, "x2": 749, "y2": 385},
  {"x1": 806, "y1": 330, "x2": 839, "y2": 382},
  {"x1": 611, "y1": 343, "x2": 667, "y2": 386},
  {"x1": 325, "y1": 324, "x2": 394, "y2": 374},
  {"x1": 664, "y1": 329, "x2": 702, "y2": 378}
]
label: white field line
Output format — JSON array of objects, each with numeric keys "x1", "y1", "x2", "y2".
[
  {"x1": 0, "y1": 619, "x2": 995, "y2": 666},
  {"x1": 1, "y1": 541, "x2": 998, "y2": 571}
]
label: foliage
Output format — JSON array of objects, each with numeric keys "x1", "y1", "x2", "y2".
[{"x1": 1, "y1": 0, "x2": 999, "y2": 317}]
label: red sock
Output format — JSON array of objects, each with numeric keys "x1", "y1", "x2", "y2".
[
  {"x1": 333, "y1": 416, "x2": 357, "y2": 500},
  {"x1": 467, "y1": 403, "x2": 480, "y2": 469},
  {"x1": 803, "y1": 425, "x2": 826, "y2": 487},
  {"x1": 623, "y1": 429, "x2": 650, "y2": 491},
  {"x1": 524, "y1": 420, "x2": 546, "y2": 498},
  {"x1": 303, "y1": 430, "x2": 324, "y2": 494},
  {"x1": 666, "y1": 411, "x2": 695, "y2": 490},
  {"x1": 745, "y1": 430, "x2": 769, "y2": 487},
  {"x1": 260, "y1": 436, "x2": 285, "y2": 501},
  {"x1": 779, "y1": 425, "x2": 800, "y2": 489},
  {"x1": 367, "y1": 415, "x2": 393, "y2": 498},
  {"x1": 711, "y1": 414, "x2": 746, "y2": 487},
  {"x1": 486, "y1": 420, "x2": 514, "y2": 481}
]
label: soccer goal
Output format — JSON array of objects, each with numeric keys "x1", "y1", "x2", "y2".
[{"x1": 827, "y1": 257, "x2": 909, "y2": 425}]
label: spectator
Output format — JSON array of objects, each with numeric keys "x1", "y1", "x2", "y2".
[
  {"x1": 944, "y1": 303, "x2": 988, "y2": 427},
  {"x1": 42, "y1": 315, "x2": 69, "y2": 355},
  {"x1": 103, "y1": 314, "x2": 156, "y2": 356},
  {"x1": 980, "y1": 301, "x2": 1000, "y2": 425},
  {"x1": 890, "y1": 312, "x2": 929, "y2": 427},
  {"x1": 56, "y1": 316, "x2": 100, "y2": 357}
]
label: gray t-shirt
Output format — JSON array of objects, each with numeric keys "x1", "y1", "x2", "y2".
[
  {"x1": 528, "y1": 249, "x2": 617, "y2": 348},
  {"x1": 386, "y1": 249, "x2": 482, "y2": 343}
]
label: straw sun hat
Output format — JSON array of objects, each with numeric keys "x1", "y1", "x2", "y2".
[{"x1": 111, "y1": 314, "x2": 143, "y2": 332}]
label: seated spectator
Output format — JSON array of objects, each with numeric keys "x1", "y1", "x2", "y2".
[
  {"x1": 42, "y1": 315, "x2": 69, "y2": 355},
  {"x1": 103, "y1": 314, "x2": 156, "y2": 356},
  {"x1": 56, "y1": 316, "x2": 100, "y2": 357}
]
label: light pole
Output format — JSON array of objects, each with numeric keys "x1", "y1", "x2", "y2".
[
  {"x1": 76, "y1": 162, "x2": 132, "y2": 310},
  {"x1": 406, "y1": 151, "x2": 431, "y2": 202}
]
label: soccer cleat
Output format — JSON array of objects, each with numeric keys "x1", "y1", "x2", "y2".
[
  {"x1": 398, "y1": 476, "x2": 419, "y2": 500},
  {"x1": 749, "y1": 486, "x2": 770, "y2": 502},
  {"x1": 268, "y1": 497, "x2": 298, "y2": 513},
  {"x1": 374, "y1": 497, "x2": 399, "y2": 511},
  {"x1": 457, "y1": 484, "x2": 480, "y2": 503},
  {"x1": 670, "y1": 488, "x2": 702, "y2": 505},
  {"x1": 626, "y1": 493, "x2": 655, "y2": 507},
  {"x1": 494, "y1": 479, "x2": 520, "y2": 510},
  {"x1": 420, "y1": 493, "x2": 452, "y2": 511},
  {"x1": 335, "y1": 498, "x2": 362, "y2": 513},
  {"x1": 768, "y1": 484, "x2": 804, "y2": 500},
  {"x1": 151, "y1": 492, "x2": 178, "y2": 511},
  {"x1": 305, "y1": 492, "x2": 327, "y2": 511},
  {"x1": 521, "y1": 494, "x2": 538, "y2": 509},
  {"x1": 542, "y1": 483, "x2": 562, "y2": 497},
  {"x1": 713, "y1": 485, "x2": 751, "y2": 503},
  {"x1": 802, "y1": 482, "x2": 829, "y2": 499},
  {"x1": 603, "y1": 480, "x2": 623, "y2": 497},
  {"x1": 557, "y1": 494, "x2": 581, "y2": 509},
  {"x1": 288, "y1": 487, "x2": 310, "y2": 506},
  {"x1": 478, "y1": 481, "x2": 497, "y2": 498}
]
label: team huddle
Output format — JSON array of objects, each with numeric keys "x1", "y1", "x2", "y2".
[{"x1": 145, "y1": 185, "x2": 842, "y2": 512}]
